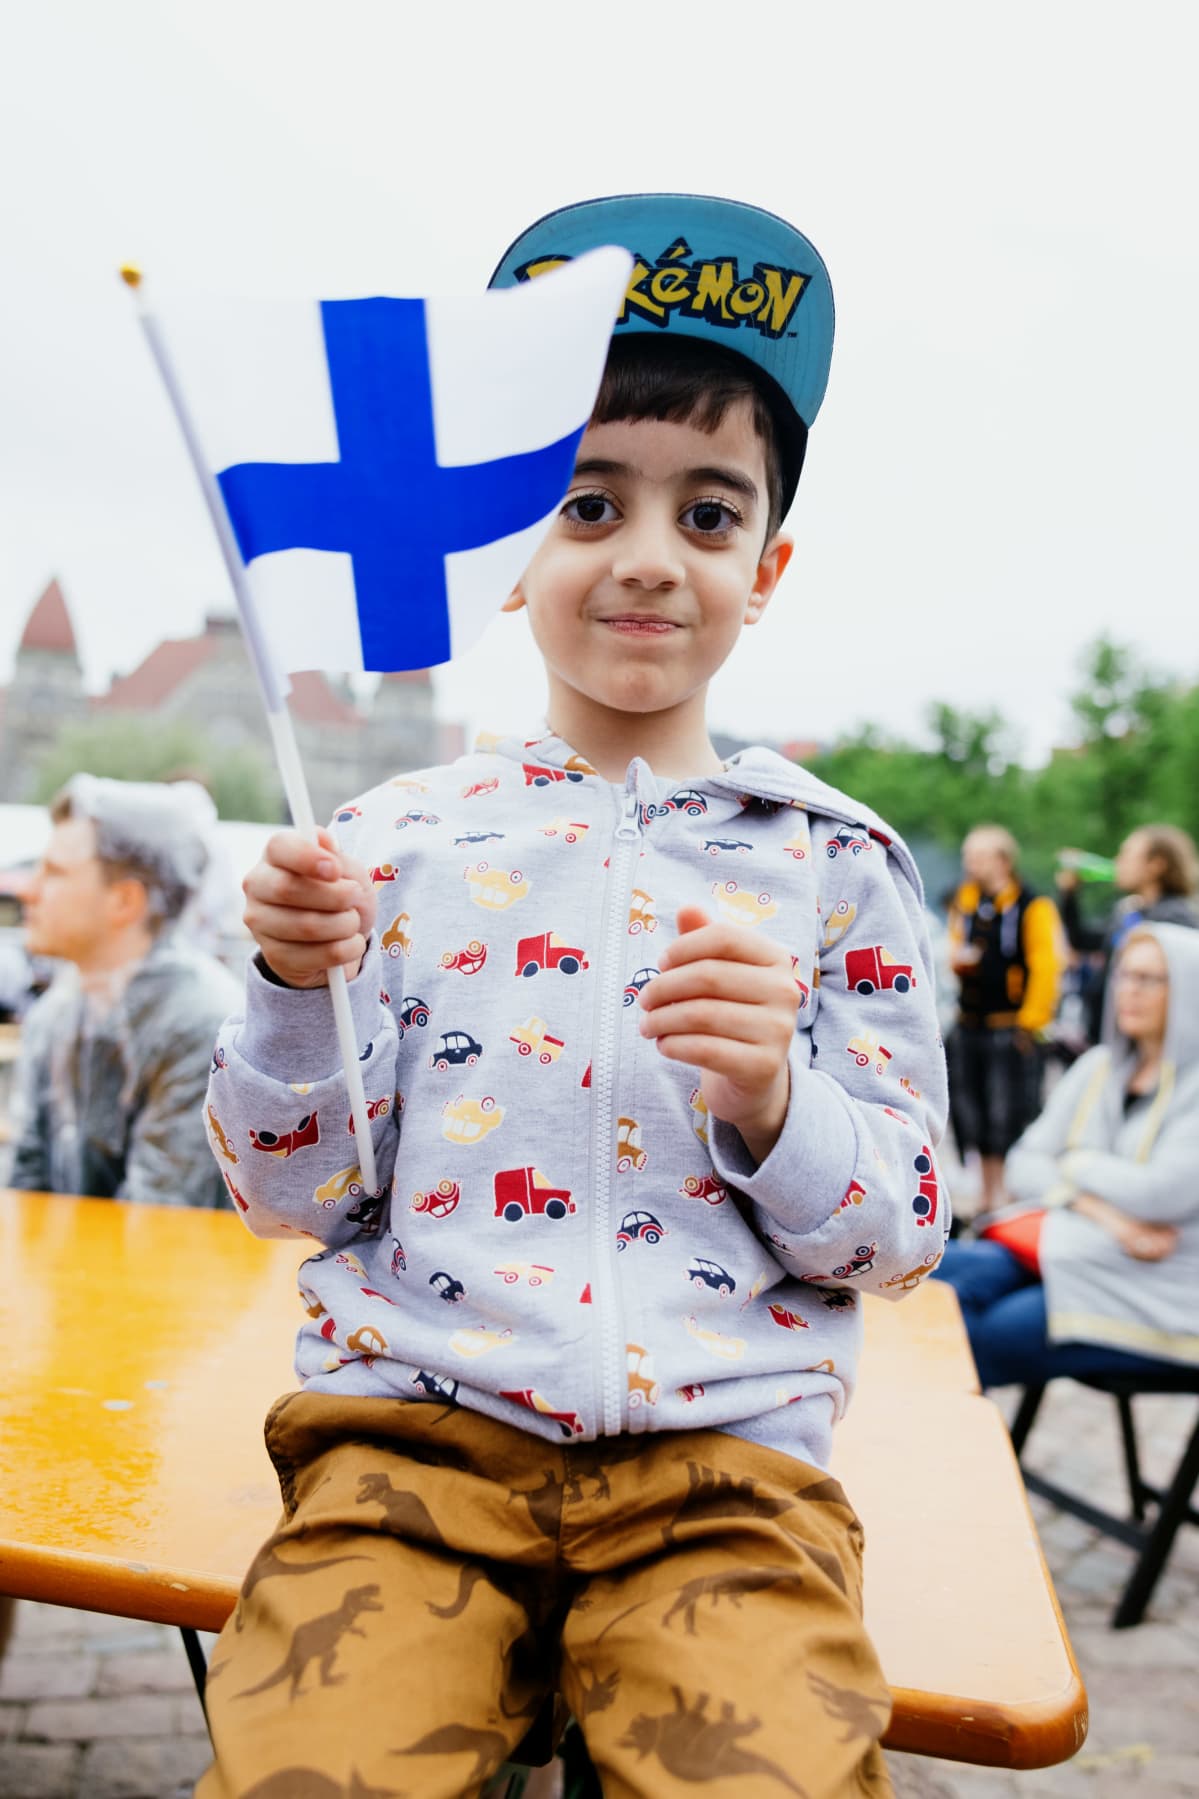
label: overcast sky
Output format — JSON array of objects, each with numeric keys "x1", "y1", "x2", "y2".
[{"x1": 2, "y1": 0, "x2": 1196, "y2": 765}]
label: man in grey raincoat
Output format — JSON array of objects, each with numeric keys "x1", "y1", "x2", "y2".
[{"x1": 10, "y1": 775, "x2": 241, "y2": 1207}]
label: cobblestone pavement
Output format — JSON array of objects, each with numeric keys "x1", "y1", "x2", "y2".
[{"x1": 2, "y1": 1375, "x2": 1196, "y2": 1798}]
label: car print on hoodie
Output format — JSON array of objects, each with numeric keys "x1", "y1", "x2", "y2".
[{"x1": 207, "y1": 732, "x2": 949, "y2": 1475}]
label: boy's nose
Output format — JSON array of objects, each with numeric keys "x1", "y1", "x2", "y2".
[{"x1": 610, "y1": 521, "x2": 686, "y2": 591}]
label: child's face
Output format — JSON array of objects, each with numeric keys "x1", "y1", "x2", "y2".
[{"x1": 505, "y1": 402, "x2": 791, "y2": 731}]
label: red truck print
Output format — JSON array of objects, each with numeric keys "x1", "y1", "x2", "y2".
[
  {"x1": 843, "y1": 945, "x2": 915, "y2": 996},
  {"x1": 840, "y1": 1180, "x2": 866, "y2": 1208},
  {"x1": 494, "y1": 1166, "x2": 576, "y2": 1222},
  {"x1": 461, "y1": 776, "x2": 499, "y2": 799},
  {"x1": 912, "y1": 1147, "x2": 939, "y2": 1227},
  {"x1": 515, "y1": 933, "x2": 589, "y2": 977},
  {"x1": 523, "y1": 763, "x2": 584, "y2": 786}
]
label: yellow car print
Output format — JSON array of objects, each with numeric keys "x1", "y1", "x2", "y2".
[
  {"x1": 508, "y1": 1016, "x2": 565, "y2": 1063},
  {"x1": 441, "y1": 1092, "x2": 505, "y2": 1146},
  {"x1": 464, "y1": 862, "x2": 531, "y2": 911},
  {"x1": 712, "y1": 881, "x2": 779, "y2": 927},
  {"x1": 684, "y1": 1315, "x2": 747, "y2": 1361},
  {"x1": 449, "y1": 1324, "x2": 514, "y2": 1358},
  {"x1": 688, "y1": 1086, "x2": 710, "y2": 1147},
  {"x1": 313, "y1": 1165, "x2": 364, "y2": 1209}
]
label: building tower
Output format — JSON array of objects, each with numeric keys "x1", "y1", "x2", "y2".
[{"x1": 0, "y1": 580, "x2": 89, "y2": 801}]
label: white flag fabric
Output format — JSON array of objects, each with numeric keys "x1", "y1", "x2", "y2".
[{"x1": 150, "y1": 247, "x2": 632, "y2": 688}]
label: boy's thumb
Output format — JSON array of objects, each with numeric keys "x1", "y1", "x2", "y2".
[{"x1": 675, "y1": 905, "x2": 711, "y2": 935}]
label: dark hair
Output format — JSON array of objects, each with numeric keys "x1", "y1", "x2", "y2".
[{"x1": 590, "y1": 334, "x2": 804, "y2": 539}]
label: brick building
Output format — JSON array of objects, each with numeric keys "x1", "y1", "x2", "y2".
[{"x1": 0, "y1": 581, "x2": 460, "y2": 822}]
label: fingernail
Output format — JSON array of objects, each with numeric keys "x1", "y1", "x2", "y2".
[{"x1": 316, "y1": 857, "x2": 337, "y2": 879}]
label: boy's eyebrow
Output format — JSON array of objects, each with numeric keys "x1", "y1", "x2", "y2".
[{"x1": 573, "y1": 458, "x2": 760, "y2": 506}]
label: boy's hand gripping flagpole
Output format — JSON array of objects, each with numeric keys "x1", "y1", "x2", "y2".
[{"x1": 120, "y1": 265, "x2": 380, "y2": 1196}]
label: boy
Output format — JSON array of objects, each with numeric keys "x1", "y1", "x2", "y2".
[{"x1": 198, "y1": 195, "x2": 949, "y2": 1799}]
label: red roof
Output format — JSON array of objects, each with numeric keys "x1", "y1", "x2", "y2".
[
  {"x1": 97, "y1": 626, "x2": 360, "y2": 727},
  {"x1": 98, "y1": 635, "x2": 218, "y2": 711},
  {"x1": 20, "y1": 580, "x2": 77, "y2": 655},
  {"x1": 288, "y1": 670, "x2": 361, "y2": 728}
]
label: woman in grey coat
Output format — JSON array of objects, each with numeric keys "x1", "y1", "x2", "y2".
[{"x1": 935, "y1": 922, "x2": 1199, "y2": 1386}]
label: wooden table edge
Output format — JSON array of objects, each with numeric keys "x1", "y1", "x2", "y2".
[
  {"x1": 883, "y1": 1673, "x2": 1090, "y2": 1768},
  {"x1": 0, "y1": 1543, "x2": 242, "y2": 1636}
]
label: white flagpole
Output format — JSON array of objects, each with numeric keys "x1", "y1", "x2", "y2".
[{"x1": 120, "y1": 266, "x2": 380, "y2": 1196}]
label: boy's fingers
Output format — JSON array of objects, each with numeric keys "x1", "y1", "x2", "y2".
[
  {"x1": 674, "y1": 904, "x2": 711, "y2": 935},
  {"x1": 248, "y1": 862, "x2": 364, "y2": 914},
  {"x1": 640, "y1": 998, "x2": 785, "y2": 1045},
  {"x1": 640, "y1": 959, "x2": 781, "y2": 1010},
  {"x1": 264, "y1": 829, "x2": 346, "y2": 883},
  {"x1": 658, "y1": 921, "x2": 783, "y2": 973},
  {"x1": 652, "y1": 1033, "x2": 772, "y2": 1079},
  {"x1": 246, "y1": 901, "x2": 365, "y2": 946}
]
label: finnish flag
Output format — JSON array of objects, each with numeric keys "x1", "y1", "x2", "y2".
[{"x1": 151, "y1": 248, "x2": 632, "y2": 686}]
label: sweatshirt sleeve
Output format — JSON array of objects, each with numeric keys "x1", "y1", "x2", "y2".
[
  {"x1": 1060, "y1": 1115, "x2": 1199, "y2": 1225},
  {"x1": 1017, "y1": 894, "x2": 1066, "y2": 1033},
  {"x1": 709, "y1": 828, "x2": 950, "y2": 1301},
  {"x1": 204, "y1": 939, "x2": 402, "y2": 1244},
  {"x1": 1002, "y1": 1047, "x2": 1109, "y2": 1209}
]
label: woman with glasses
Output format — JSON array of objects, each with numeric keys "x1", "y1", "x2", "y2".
[{"x1": 934, "y1": 923, "x2": 1199, "y2": 1389}]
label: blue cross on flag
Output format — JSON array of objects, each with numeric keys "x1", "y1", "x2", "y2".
[{"x1": 151, "y1": 248, "x2": 632, "y2": 692}]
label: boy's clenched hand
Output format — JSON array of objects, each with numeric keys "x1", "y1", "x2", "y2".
[
  {"x1": 639, "y1": 904, "x2": 800, "y2": 1165},
  {"x1": 243, "y1": 828, "x2": 376, "y2": 989}
]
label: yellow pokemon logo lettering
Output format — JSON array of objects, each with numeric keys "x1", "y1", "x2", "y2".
[{"x1": 515, "y1": 238, "x2": 809, "y2": 342}]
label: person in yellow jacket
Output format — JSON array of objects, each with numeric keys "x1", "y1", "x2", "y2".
[{"x1": 947, "y1": 824, "x2": 1066, "y2": 1212}]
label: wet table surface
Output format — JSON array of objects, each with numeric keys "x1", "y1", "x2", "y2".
[{"x1": 0, "y1": 1191, "x2": 1085, "y2": 1767}]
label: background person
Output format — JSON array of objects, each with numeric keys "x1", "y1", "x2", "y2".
[
  {"x1": 934, "y1": 924, "x2": 1199, "y2": 1388},
  {"x1": 9, "y1": 774, "x2": 240, "y2": 1207},
  {"x1": 1057, "y1": 824, "x2": 1199, "y2": 1045},
  {"x1": 947, "y1": 824, "x2": 1066, "y2": 1213}
]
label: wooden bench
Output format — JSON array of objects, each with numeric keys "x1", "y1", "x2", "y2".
[{"x1": 0, "y1": 1191, "x2": 1087, "y2": 1771}]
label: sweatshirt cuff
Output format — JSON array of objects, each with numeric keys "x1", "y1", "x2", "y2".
[
  {"x1": 709, "y1": 1043, "x2": 859, "y2": 1236},
  {"x1": 236, "y1": 938, "x2": 387, "y2": 1082}
]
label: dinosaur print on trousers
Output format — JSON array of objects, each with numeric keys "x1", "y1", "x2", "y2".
[
  {"x1": 620, "y1": 1687, "x2": 809, "y2": 1794},
  {"x1": 235, "y1": 1585, "x2": 384, "y2": 1700}
]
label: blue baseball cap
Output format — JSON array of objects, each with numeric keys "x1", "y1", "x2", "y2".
[{"x1": 489, "y1": 193, "x2": 835, "y2": 513}]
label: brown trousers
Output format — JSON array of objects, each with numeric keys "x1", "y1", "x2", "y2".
[{"x1": 196, "y1": 1392, "x2": 893, "y2": 1799}]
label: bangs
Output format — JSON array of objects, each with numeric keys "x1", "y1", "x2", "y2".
[{"x1": 590, "y1": 335, "x2": 801, "y2": 534}]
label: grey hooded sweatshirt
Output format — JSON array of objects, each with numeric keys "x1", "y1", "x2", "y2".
[
  {"x1": 1005, "y1": 922, "x2": 1199, "y2": 1365},
  {"x1": 207, "y1": 732, "x2": 950, "y2": 1472},
  {"x1": 12, "y1": 937, "x2": 240, "y2": 1208}
]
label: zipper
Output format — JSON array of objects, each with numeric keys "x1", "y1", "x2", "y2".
[{"x1": 588, "y1": 782, "x2": 643, "y2": 1435}]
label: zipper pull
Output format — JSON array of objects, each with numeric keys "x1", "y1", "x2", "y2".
[{"x1": 616, "y1": 790, "x2": 641, "y2": 841}]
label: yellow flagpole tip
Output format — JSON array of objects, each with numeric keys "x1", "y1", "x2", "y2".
[{"x1": 118, "y1": 264, "x2": 144, "y2": 290}]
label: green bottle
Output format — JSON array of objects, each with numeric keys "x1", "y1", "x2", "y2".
[{"x1": 1057, "y1": 849, "x2": 1117, "y2": 883}]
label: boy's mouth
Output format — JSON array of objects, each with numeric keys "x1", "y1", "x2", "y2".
[{"x1": 600, "y1": 616, "x2": 680, "y2": 636}]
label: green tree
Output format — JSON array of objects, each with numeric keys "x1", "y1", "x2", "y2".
[{"x1": 32, "y1": 715, "x2": 283, "y2": 822}]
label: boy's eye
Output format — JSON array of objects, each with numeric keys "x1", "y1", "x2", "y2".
[
  {"x1": 563, "y1": 492, "x2": 618, "y2": 526},
  {"x1": 681, "y1": 499, "x2": 741, "y2": 536}
]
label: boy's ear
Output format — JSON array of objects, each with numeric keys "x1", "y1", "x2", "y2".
[
  {"x1": 744, "y1": 533, "x2": 794, "y2": 625},
  {"x1": 500, "y1": 586, "x2": 526, "y2": 614}
]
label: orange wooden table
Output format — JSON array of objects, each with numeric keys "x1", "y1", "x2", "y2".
[{"x1": 0, "y1": 1191, "x2": 1086, "y2": 1769}]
